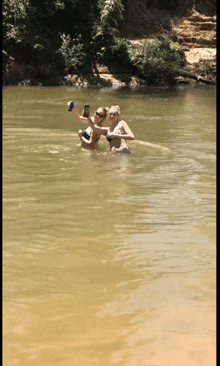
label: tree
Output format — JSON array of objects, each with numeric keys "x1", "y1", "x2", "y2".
[{"x1": 3, "y1": 0, "x2": 130, "y2": 82}]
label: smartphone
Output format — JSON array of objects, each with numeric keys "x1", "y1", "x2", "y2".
[{"x1": 83, "y1": 104, "x2": 90, "y2": 117}]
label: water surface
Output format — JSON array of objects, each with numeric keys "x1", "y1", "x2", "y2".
[{"x1": 3, "y1": 85, "x2": 216, "y2": 366}]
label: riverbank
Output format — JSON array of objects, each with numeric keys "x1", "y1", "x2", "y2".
[
  {"x1": 5, "y1": 8, "x2": 216, "y2": 88},
  {"x1": 90, "y1": 8, "x2": 217, "y2": 88},
  {"x1": 16, "y1": 46, "x2": 216, "y2": 88},
  {"x1": 63, "y1": 46, "x2": 216, "y2": 88},
  {"x1": 61, "y1": 8, "x2": 216, "y2": 88}
]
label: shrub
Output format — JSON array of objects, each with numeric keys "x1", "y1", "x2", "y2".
[
  {"x1": 101, "y1": 36, "x2": 134, "y2": 72},
  {"x1": 129, "y1": 35, "x2": 186, "y2": 85},
  {"x1": 58, "y1": 34, "x2": 87, "y2": 73}
]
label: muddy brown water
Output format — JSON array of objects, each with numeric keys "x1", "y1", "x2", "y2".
[{"x1": 3, "y1": 85, "x2": 216, "y2": 366}]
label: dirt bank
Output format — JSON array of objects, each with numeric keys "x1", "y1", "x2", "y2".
[
  {"x1": 63, "y1": 9, "x2": 216, "y2": 88},
  {"x1": 17, "y1": 8, "x2": 216, "y2": 87},
  {"x1": 63, "y1": 46, "x2": 216, "y2": 88}
]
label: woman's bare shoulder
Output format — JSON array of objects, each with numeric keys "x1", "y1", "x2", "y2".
[{"x1": 119, "y1": 120, "x2": 128, "y2": 126}]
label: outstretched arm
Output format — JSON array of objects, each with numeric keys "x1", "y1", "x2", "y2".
[
  {"x1": 87, "y1": 115, "x2": 108, "y2": 135},
  {"x1": 71, "y1": 110, "x2": 88, "y2": 124}
]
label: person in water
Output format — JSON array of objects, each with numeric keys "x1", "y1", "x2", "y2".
[
  {"x1": 69, "y1": 102, "x2": 108, "y2": 150},
  {"x1": 87, "y1": 105, "x2": 134, "y2": 153}
]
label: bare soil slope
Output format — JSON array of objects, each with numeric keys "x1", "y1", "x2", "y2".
[
  {"x1": 171, "y1": 8, "x2": 216, "y2": 49},
  {"x1": 66, "y1": 8, "x2": 216, "y2": 87}
]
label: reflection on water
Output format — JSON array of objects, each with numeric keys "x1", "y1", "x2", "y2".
[{"x1": 3, "y1": 85, "x2": 216, "y2": 366}]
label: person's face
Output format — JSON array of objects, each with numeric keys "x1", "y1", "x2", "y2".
[
  {"x1": 94, "y1": 111, "x2": 104, "y2": 125},
  {"x1": 108, "y1": 110, "x2": 118, "y2": 123}
]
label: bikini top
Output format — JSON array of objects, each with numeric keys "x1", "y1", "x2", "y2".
[
  {"x1": 82, "y1": 129, "x2": 100, "y2": 142},
  {"x1": 107, "y1": 123, "x2": 124, "y2": 138}
]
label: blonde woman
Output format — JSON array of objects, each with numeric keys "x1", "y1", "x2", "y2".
[
  {"x1": 87, "y1": 105, "x2": 134, "y2": 154},
  {"x1": 68, "y1": 101, "x2": 108, "y2": 150}
]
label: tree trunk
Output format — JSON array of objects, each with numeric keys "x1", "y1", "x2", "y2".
[{"x1": 178, "y1": 69, "x2": 216, "y2": 84}]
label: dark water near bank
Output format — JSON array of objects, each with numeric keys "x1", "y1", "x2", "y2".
[{"x1": 3, "y1": 85, "x2": 216, "y2": 366}]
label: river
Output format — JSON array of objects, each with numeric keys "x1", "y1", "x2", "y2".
[{"x1": 3, "y1": 84, "x2": 216, "y2": 366}]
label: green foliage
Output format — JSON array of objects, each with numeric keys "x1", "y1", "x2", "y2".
[
  {"x1": 58, "y1": 34, "x2": 87, "y2": 72},
  {"x1": 129, "y1": 35, "x2": 185, "y2": 85},
  {"x1": 3, "y1": 0, "x2": 27, "y2": 45},
  {"x1": 3, "y1": 0, "x2": 186, "y2": 85},
  {"x1": 103, "y1": 37, "x2": 134, "y2": 72},
  {"x1": 3, "y1": 0, "x2": 128, "y2": 81},
  {"x1": 89, "y1": 1, "x2": 132, "y2": 72},
  {"x1": 98, "y1": 0, "x2": 125, "y2": 28}
]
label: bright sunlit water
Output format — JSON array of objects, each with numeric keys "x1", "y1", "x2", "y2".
[{"x1": 3, "y1": 85, "x2": 216, "y2": 366}]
